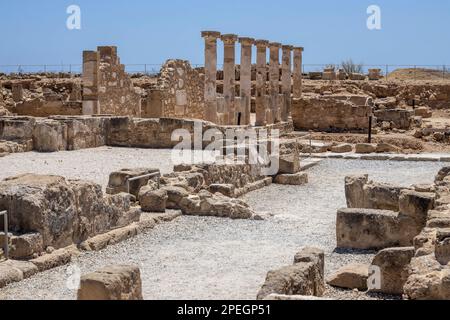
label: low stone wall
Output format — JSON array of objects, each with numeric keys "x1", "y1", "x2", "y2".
[
  {"x1": 0, "y1": 115, "x2": 293, "y2": 153},
  {"x1": 374, "y1": 108, "x2": 413, "y2": 130},
  {"x1": 291, "y1": 95, "x2": 372, "y2": 132},
  {"x1": 338, "y1": 175, "x2": 435, "y2": 250},
  {"x1": 0, "y1": 174, "x2": 140, "y2": 252}
]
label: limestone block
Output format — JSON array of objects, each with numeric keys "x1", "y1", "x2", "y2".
[
  {"x1": 106, "y1": 168, "x2": 160, "y2": 198},
  {"x1": 257, "y1": 247, "x2": 325, "y2": 300},
  {"x1": 33, "y1": 120, "x2": 68, "y2": 152},
  {"x1": 331, "y1": 144, "x2": 353, "y2": 153},
  {"x1": 355, "y1": 143, "x2": 377, "y2": 154},
  {"x1": 278, "y1": 154, "x2": 300, "y2": 174},
  {"x1": 435, "y1": 229, "x2": 450, "y2": 265},
  {"x1": 414, "y1": 107, "x2": 433, "y2": 119},
  {"x1": 370, "y1": 247, "x2": 415, "y2": 295},
  {"x1": 78, "y1": 265, "x2": 143, "y2": 300},
  {"x1": 161, "y1": 186, "x2": 190, "y2": 210},
  {"x1": 404, "y1": 255, "x2": 450, "y2": 300},
  {"x1": 336, "y1": 208, "x2": 402, "y2": 250},
  {"x1": 30, "y1": 247, "x2": 73, "y2": 272},
  {"x1": 6, "y1": 232, "x2": 43, "y2": 259},
  {"x1": 179, "y1": 190, "x2": 254, "y2": 220},
  {"x1": 207, "y1": 184, "x2": 235, "y2": 197},
  {"x1": 138, "y1": 188, "x2": 168, "y2": 213},
  {"x1": 274, "y1": 172, "x2": 308, "y2": 185},
  {"x1": 327, "y1": 263, "x2": 369, "y2": 291},
  {"x1": 345, "y1": 175, "x2": 369, "y2": 208}
]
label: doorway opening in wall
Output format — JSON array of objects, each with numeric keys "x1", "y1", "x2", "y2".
[{"x1": 237, "y1": 112, "x2": 242, "y2": 126}]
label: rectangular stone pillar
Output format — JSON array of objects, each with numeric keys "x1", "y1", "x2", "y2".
[
  {"x1": 269, "y1": 43, "x2": 281, "y2": 123},
  {"x1": 293, "y1": 47, "x2": 304, "y2": 99},
  {"x1": 281, "y1": 45, "x2": 293, "y2": 122},
  {"x1": 221, "y1": 34, "x2": 238, "y2": 125},
  {"x1": 82, "y1": 50, "x2": 100, "y2": 115},
  {"x1": 12, "y1": 83, "x2": 23, "y2": 102},
  {"x1": 255, "y1": 40, "x2": 269, "y2": 127},
  {"x1": 201, "y1": 31, "x2": 221, "y2": 124},
  {"x1": 239, "y1": 37, "x2": 254, "y2": 126}
]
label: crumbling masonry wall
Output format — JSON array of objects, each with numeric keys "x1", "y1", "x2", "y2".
[
  {"x1": 142, "y1": 60, "x2": 204, "y2": 119},
  {"x1": 82, "y1": 46, "x2": 141, "y2": 117}
]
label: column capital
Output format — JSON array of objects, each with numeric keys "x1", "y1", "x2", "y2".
[
  {"x1": 255, "y1": 39, "x2": 269, "y2": 47},
  {"x1": 269, "y1": 42, "x2": 282, "y2": 48},
  {"x1": 238, "y1": 37, "x2": 255, "y2": 46},
  {"x1": 221, "y1": 34, "x2": 238, "y2": 45},
  {"x1": 201, "y1": 31, "x2": 221, "y2": 39},
  {"x1": 293, "y1": 46, "x2": 304, "y2": 52},
  {"x1": 282, "y1": 45, "x2": 293, "y2": 51}
]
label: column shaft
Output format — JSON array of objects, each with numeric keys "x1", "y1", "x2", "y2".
[
  {"x1": 239, "y1": 37, "x2": 254, "y2": 126},
  {"x1": 202, "y1": 31, "x2": 221, "y2": 123},
  {"x1": 221, "y1": 34, "x2": 238, "y2": 125},
  {"x1": 293, "y1": 47, "x2": 304, "y2": 99},
  {"x1": 269, "y1": 43, "x2": 281, "y2": 123},
  {"x1": 255, "y1": 40, "x2": 268, "y2": 126},
  {"x1": 281, "y1": 45, "x2": 293, "y2": 122}
]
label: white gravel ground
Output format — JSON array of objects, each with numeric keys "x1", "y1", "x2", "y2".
[{"x1": 0, "y1": 149, "x2": 446, "y2": 300}]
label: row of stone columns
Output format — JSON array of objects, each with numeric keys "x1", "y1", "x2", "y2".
[{"x1": 201, "y1": 31, "x2": 303, "y2": 126}]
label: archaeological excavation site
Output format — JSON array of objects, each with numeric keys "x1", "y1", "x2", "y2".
[{"x1": 1, "y1": 2, "x2": 450, "y2": 308}]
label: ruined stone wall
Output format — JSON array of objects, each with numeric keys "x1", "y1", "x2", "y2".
[
  {"x1": 292, "y1": 95, "x2": 372, "y2": 132},
  {"x1": 0, "y1": 114, "x2": 293, "y2": 154},
  {"x1": 82, "y1": 46, "x2": 142, "y2": 117},
  {"x1": 142, "y1": 60, "x2": 204, "y2": 120},
  {"x1": 1, "y1": 79, "x2": 82, "y2": 117}
]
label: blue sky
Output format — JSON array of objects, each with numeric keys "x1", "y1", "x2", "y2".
[{"x1": 0, "y1": 0, "x2": 449, "y2": 70}]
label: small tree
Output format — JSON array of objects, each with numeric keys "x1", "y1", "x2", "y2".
[{"x1": 341, "y1": 59, "x2": 364, "y2": 74}]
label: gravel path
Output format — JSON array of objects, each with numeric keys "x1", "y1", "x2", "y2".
[{"x1": 0, "y1": 150, "x2": 445, "y2": 300}]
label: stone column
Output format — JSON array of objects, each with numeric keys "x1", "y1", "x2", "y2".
[
  {"x1": 281, "y1": 45, "x2": 293, "y2": 122},
  {"x1": 238, "y1": 37, "x2": 254, "y2": 126},
  {"x1": 269, "y1": 43, "x2": 281, "y2": 123},
  {"x1": 221, "y1": 34, "x2": 238, "y2": 125},
  {"x1": 255, "y1": 40, "x2": 269, "y2": 127},
  {"x1": 293, "y1": 47, "x2": 304, "y2": 99},
  {"x1": 201, "y1": 31, "x2": 221, "y2": 124},
  {"x1": 82, "y1": 50, "x2": 100, "y2": 115}
]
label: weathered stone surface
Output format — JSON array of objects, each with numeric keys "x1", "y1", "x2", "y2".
[
  {"x1": 278, "y1": 154, "x2": 300, "y2": 174},
  {"x1": 138, "y1": 187, "x2": 167, "y2": 213},
  {"x1": 179, "y1": 190, "x2": 254, "y2": 219},
  {"x1": 2, "y1": 259, "x2": 39, "y2": 279},
  {"x1": 0, "y1": 263, "x2": 23, "y2": 288},
  {"x1": 331, "y1": 144, "x2": 353, "y2": 153},
  {"x1": 106, "y1": 168, "x2": 160, "y2": 198},
  {"x1": 376, "y1": 143, "x2": 399, "y2": 153},
  {"x1": 30, "y1": 247, "x2": 73, "y2": 272},
  {"x1": 257, "y1": 247, "x2": 325, "y2": 300},
  {"x1": 327, "y1": 264, "x2": 369, "y2": 290},
  {"x1": 161, "y1": 185, "x2": 190, "y2": 210},
  {"x1": 7, "y1": 232, "x2": 44, "y2": 259},
  {"x1": 207, "y1": 184, "x2": 235, "y2": 197},
  {"x1": 435, "y1": 229, "x2": 450, "y2": 265},
  {"x1": 345, "y1": 175, "x2": 369, "y2": 208},
  {"x1": 274, "y1": 172, "x2": 308, "y2": 186},
  {"x1": 404, "y1": 255, "x2": 450, "y2": 300},
  {"x1": 33, "y1": 120, "x2": 67, "y2": 152},
  {"x1": 355, "y1": 143, "x2": 377, "y2": 154},
  {"x1": 337, "y1": 208, "x2": 402, "y2": 250},
  {"x1": 79, "y1": 224, "x2": 139, "y2": 251},
  {"x1": 0, "y1": 174, "x2": 140, "y2": 249},
  {"x1": 370, "y1": 247, "x2": 415, "y2": 295},
  {"x1": 399, "y1": 190, "x2": 435, "y2": 228},
  {"x1": 414, "y1": 107, "x2": 432, "y2": 119},
  {"x1": 77, "y1": 265, "x2": 143, "y2": 300}
]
